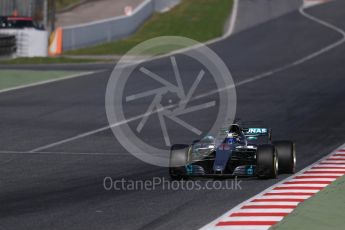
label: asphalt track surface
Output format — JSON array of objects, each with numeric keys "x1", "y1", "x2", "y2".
[{"x1": 1, "y1": 1, "x2": 345, "y2": 229}]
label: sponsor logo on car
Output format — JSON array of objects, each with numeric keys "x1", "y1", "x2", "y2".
[{"x1": 247, "y1": 128, "x2": 267, "y2": 134}]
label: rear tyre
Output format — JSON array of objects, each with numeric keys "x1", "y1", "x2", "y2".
[
  {"x1": 256, "y1": 144, "x2": 278, "y2": 179},
  {"x1": 169, "y1": 144, "x2": 189, "y2": 180},
  {"x1": 274, "y1": 141, "x2": 296, "y2": 174}
]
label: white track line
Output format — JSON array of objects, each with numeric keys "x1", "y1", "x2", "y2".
[
  {"x1": 260, "y1": 195, "x2": 312, "y2": 199},
  {"x1": 304, "y1": 0, "x2": 332, "y2": 8},
  {"x1": 290, "y1": 176, "x2": 336, "y2": 180},
  {"x1": 28, "y1": 103, "x2": 176, "y2": 152},
  {"x1": 28, "y1": 2, "x2": 345, "y2": 153},
  {"x1": 276, "y1": 184, "x2": 328, "y2": 187},
  {"x1": 221, "y1": 217, "x2": 284, "y2": 221},
  {"x1": 0, "y1": 71, "x2": 103, "y2": 94},
  {"x1": 224, "y1": 0, "x2": 239, "y2": 38},
  {"x1": 210, "y1": 227, "x2": 269, "y2": 230},
  {"x1": 0, "y1": 150, "x2": 127, "y2": 156},
  {"x1": 230, "y1": 209, "x2": 295, "y2": 213},
  {"x1": 243, "y1": 202, "x2": 301, "y2": 206}
]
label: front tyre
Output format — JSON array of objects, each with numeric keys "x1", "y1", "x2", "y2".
[
  {"x1": 256, "y1": 144, "x2": 278, "y2": 179},
  {"x1": 274, "y1": 141, "x2": 296, "y2": 174},
  {"x1": 169, "y1": 144, "x2": 189, "y2": 180}
]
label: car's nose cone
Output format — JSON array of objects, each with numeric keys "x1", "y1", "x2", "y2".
[{"x1": 213, "y1": 146, "x2": 232, "y2": 172}]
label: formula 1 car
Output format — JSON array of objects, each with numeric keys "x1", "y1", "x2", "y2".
[{"x1": 169, "y1": 123, "x2": 296, "y2": 179}]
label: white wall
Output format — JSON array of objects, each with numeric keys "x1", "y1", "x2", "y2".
[
  {"x1": 0, "y1": 29, "x2": 48, "y2": 57},
  {"x1": 62, "y1": 0, "x2": 181, "y2": 51}
]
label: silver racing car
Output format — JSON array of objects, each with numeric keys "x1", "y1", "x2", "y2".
[{"x1": 169, "y1": 123, "x2": 296, "y2": 179}]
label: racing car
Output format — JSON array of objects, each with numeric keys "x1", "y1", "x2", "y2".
[{"x1": 169, "y1": 123, "x2": 296, "y2": 179}]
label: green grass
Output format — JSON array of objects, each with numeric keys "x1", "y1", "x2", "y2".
[
  {"x1": 271, "y1": 175, "x2": 345, "y2": 230},
  {"x1": 66, "y1": 0, "x2": 233, "y2": 55},
  {"x1": 56, "y1": 0, "x2": 82, "y2": 11},
  {"x1": 0, "y1": 70, "x2": 83, "y2": 91},
  {"x1": 0, "y1": 57, "x2": 109, "y2": 65}
]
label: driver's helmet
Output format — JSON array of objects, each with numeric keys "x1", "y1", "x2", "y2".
[{"x1": 226, "y1": 132, "x2": 239, "y2": 144}]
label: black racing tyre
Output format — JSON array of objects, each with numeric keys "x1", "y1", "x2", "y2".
[
  {"x1": 169, "y1": 144, "x2": 189, "y2": 180},
  {"x1": 274, "y1": 141, "x2": 296, "y2": 174},
  {"x1": 256, "y1": 144, "x2": 278, "y2": 179}
]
